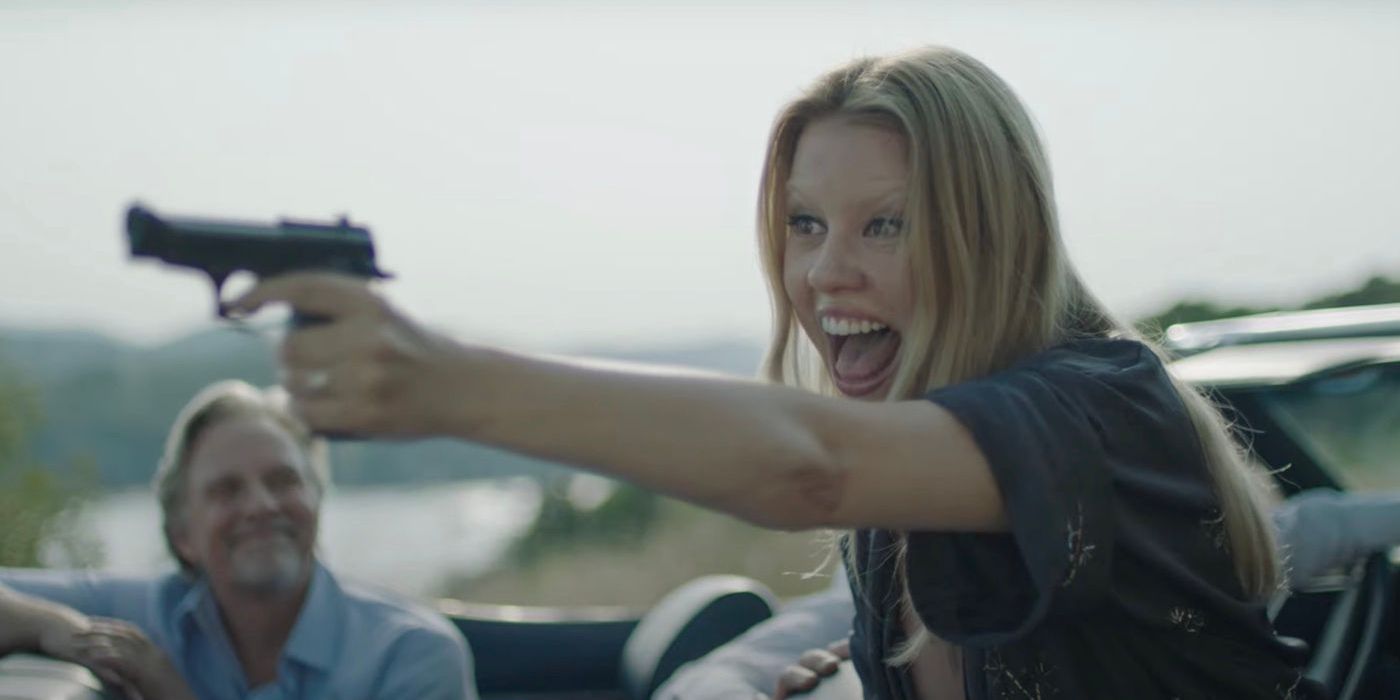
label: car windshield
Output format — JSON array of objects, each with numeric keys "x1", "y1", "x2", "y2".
[{"x1": 1259, "y1": 362, "x2": 1400, "y2": 491}]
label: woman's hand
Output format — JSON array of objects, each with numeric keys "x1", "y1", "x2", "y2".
[
  {"x1": 76, "y1": 618, "x2": 195, "y2": 700},
  {"x1": 227, "y1": 272, "x2": 469, "y2": 438},
  {"x1": 770, "y1": 638, "x2": 851, "y2": 699}
]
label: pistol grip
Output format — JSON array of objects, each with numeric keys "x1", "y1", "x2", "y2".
[{"x1": 289, "y1": 311, "x2": 355, "y2": 441}]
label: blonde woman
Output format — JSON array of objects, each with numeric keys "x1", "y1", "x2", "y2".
[{"x1": 231, "y1": 47, "x2": 1321, "y2": 699}]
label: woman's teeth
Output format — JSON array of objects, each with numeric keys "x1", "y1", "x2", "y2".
[{"x1": 820, "y1": 317, "x2": 888, "y2": 336}]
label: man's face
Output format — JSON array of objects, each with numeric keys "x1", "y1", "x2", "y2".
[{"x1": 171, "y1": 415, "x2": 319, "y2": 597}]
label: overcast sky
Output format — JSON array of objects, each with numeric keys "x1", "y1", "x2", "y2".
[{"x1": 2, "y1": 1, "x2": 1397, "y2": 351}]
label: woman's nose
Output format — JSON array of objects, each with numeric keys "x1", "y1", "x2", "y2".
[{"x1": 807, "y1": 235, "x2": 865, "y2": 293}]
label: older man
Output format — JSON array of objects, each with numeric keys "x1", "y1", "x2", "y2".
[{"x1": 0, "y1": 380, "x2": 476, "y2": 699}]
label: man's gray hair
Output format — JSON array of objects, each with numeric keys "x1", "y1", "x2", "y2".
[{"x1": 151, "y1": 380, "x2": 330, "y2": 577}]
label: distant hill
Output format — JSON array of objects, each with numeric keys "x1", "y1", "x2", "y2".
[
  {"x1": 0, "y1": 329, "x2": 134, "y2": 383},
  {"x1": 0, "y1": 326, "x2": 764, "y2": 489}
]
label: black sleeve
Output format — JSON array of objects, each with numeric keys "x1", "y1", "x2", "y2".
[{"x1": 903, "y1": 340, "x2": 1205, "y2": 647}]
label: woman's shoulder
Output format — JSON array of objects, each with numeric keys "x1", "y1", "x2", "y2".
[
  {"x1": 966, "y1": 337, "x2": 1171, "y2": 401},
  {"x1": 1028, "y1": 336, "x2": 1159, "y2": 375},
  {"x1": 934, "y1": 337, "x2": 1188, "y2": 446}
]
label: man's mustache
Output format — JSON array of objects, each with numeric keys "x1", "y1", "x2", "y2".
[{"x1": 226, "y1": 518, "x2": 301, "y2": 545}]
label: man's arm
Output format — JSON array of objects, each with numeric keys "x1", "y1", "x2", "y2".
[
  {"x1": 0, "y1": 568, "x2": 115, "y2": 617},
  {"x1": 0, "y1": 568, "x2": 113, "y2": 658},
  {"x1": 1274, "y1": 489, "x2": 1400, "y2": 587},
  {"x1": 655, "y1": 577, "x2": 855, "y2": 700},
  {"x1": 0, "y1": 581, "x2": 90, "y2": 659}
]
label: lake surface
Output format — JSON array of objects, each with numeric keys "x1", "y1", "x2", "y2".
[{"x1": 49, "y1": 478, "x2": 543, "y2": 599}]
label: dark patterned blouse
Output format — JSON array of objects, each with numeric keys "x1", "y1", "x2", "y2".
[{"x1": 846, "y1": 339, "x2": 1327, "y2": 699}]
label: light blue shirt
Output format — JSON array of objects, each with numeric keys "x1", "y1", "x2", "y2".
[{"x1": 0, "y1": 562, "x2": 477, "y2": 700}]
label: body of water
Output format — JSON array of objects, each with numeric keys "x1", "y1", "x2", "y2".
[{"x1": 49, "y1": 478, "x2": 543, "y2": 600}]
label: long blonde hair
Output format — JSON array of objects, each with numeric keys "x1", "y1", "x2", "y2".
[{"x1": 756, "y1": 47, "x2": 1280, "y2": 661}]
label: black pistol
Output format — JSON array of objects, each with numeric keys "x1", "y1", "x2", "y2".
[{"x1": 125, "y1": 203, "x2": 392, "y2": 326}]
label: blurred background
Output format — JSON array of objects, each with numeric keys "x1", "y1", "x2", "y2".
[{"x1": 1, "y1": 0, "x2": 1397, "y2": 608}]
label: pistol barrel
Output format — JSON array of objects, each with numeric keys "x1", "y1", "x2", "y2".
[{"x1": 125, "y1": 203, "x2": 390, "y2": 279}]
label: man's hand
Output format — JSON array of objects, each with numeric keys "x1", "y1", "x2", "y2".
[
  {"x1": 76, "y1": 618, "x2": 196, "y2": 700},
  {"x1": 769, "y1": 638, "x2": 851, "y2": 699}
]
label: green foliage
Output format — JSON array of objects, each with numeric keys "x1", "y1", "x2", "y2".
[
  {"x1": 453, "y1": 495, "x2": 835, "y2": 606},
  {"x1": 1136, "y1": 274, "x2": 1400, "y2": 338},
  {"x1": 0, "y1": 345, "x2": 99, "y2": 568},
  {"x1": 507, "y1": 476, "x2": 660, "y2": 566},
  {"x1": 1300, "y1": 275, "x2": 1400, "y2": 311},
  {"x1": 1135, "y1": 301, "x2": 1279, "y2": 340}
]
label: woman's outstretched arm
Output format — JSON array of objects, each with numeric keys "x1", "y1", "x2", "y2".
[{"x1": 229, "y1": 273, "x2": 1007, "y2": 532}]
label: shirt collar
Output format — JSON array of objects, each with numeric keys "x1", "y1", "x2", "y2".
[
  {"x1": 170, "y1": 574, "x2": 219, "y2": 650},
  {"x1": 168, "y1": 561, "x2": 343, "y2": 673},
  {"x1": 279, "y1": 561, "x2": 344, "y2": 672}
]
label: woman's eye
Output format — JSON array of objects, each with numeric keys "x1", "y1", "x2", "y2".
[
  {"x1": 786, "y1": 214, "x2": 825, "y2": 237},
  {"x1": 865, "y1": 217, "x2": 904, "y2": 238}
]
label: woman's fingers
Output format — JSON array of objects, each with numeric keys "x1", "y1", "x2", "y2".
[
  {"x1": 279, "y1": 315, "x2": 411, "y2": 404},
  {"x1": 280, "y1": 315, "x2": 375, "y2": 369},
  {"x1": 292, "y1": 395, "x2": 371, "y2": 435},
  {"x1": 224, "y1": 271, "x2": 376, "y2": 320},
  {"x1": 798, "y1": 647, "x2": 842, "y2": 674},
  {"x1": 773, "y1": 664, "x2": 819, "y2": 699},
  {"x1": 773, "y1": 642, "x2": 851, "y2": 700},
  {"x1": 222, "y1": 269, "x2": 455, "y2": 439},
  {"x1": 224, "y1": 273, "x2": 400, "y2": 431}
]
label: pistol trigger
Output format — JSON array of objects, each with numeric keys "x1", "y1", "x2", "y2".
[{"x1": 209, "y1": 272, "x2": 231, "y2": 318}]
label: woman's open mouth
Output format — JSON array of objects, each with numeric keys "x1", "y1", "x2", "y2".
[{"x1": 824, "y1": 318, "x2": 901, "y2": 398}]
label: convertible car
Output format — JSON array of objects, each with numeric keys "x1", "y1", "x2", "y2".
[{"x1": 4, "y1": 302, "x2": 1399, "y2": 699}]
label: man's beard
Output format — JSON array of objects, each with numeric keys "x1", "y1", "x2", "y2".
[{"x1": 226, "y1": 527, "x2": 309, "y2": 597}]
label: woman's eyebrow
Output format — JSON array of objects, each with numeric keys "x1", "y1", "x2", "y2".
[
  {"x1": 865, "y1": 191, "x2": 906, "y2": 212},
  {"x1": 784, "y1": 185, "x2": 814, "y2": 211},
  {"x1": 785, "y1": 187, "x2": 905, "y2": 212}
]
